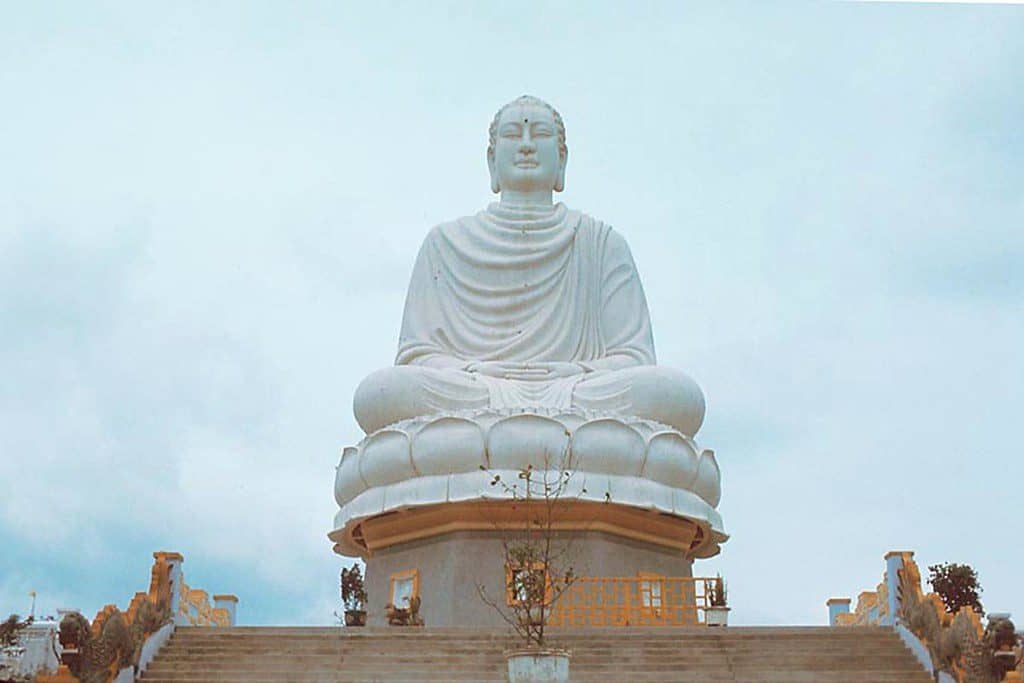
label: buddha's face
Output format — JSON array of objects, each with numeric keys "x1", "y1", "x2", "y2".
[{"x1": 488, "y1": 102, "x2": 566, "y2": 194}]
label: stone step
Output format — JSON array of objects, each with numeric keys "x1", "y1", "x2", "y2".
[
  {"x1": 148, "y1": 655, "x2": 926, "y2": 667},
  {"x1": 140, "y1": 626, "x2": 932, "y2": 681},
  {"x1": 171, "y1": 628, "x2": 897, "y2": 637},
  {"x1": 160, "y1": 642, "x2": 911, "y2": 652},
  {"x1": 144, "y1": 675, "x2": 932, "y2": 681},
  {"x1": 170, "y1": 626, "x2": 897, "y2": 637},
  {"x1": 160, "y1": 641, "x2": 909, "y2": 651}
]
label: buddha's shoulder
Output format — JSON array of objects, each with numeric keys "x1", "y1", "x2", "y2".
[
  {"x1": 417, "y1": 216, "x2": 477, "y2": 251},
  {"x1": 425, "y1": 212, "x2": 479, "y2": 233},
  {"x1": 572, "y1": 212, "x2": 633, "y2": 252}
]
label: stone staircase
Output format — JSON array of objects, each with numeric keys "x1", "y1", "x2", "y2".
[{"x1": 140, "y1": 625, "x2": 932, "y2": 682}]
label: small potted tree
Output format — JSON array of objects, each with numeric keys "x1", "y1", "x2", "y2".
[
  {"x1": 477, "y1": 451, "x2": 601, "y2": 683},
  {"x1": 340, "y1": 564, "x2": 367, "y2": 627},
  {"x1": 705, "y1": 575, "x2": 729, "y2": 627}
]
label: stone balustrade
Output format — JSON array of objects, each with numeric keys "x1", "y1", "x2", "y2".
[
  {"x1": 828, "y1": 550, "x2": 1019, "y2": 683},
  {"x1": 35, "y1": 551, "x2": 237, "y2": 683}
]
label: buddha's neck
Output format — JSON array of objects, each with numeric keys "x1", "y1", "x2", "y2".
[{"x1": 498, "y1": 189, "x2": 554, "y2": 211}]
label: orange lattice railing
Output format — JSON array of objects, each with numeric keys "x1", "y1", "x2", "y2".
[{"x1": 548, "y1": 576, "x2": 715, "y2": 627}]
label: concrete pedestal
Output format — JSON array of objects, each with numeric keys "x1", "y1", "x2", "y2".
[{"x1": 363, "y1": 529, "x2": 693, "y2": 627}]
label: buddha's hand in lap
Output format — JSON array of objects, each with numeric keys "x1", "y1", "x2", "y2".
[{"x1": 466, "y1": 361, "x2": 585, "y2": 381}]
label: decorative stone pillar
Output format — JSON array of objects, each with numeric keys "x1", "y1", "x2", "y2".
[
  {"x1": 153, "y1": 551, "x2": 185, "y2": 625},
  {"x1": 884, "y1": 551, "x2": 910, "y2": 627},
  {"x1": 213, "y1": 595, "x2": 239, "y2": 626},
  {"x1": 827, "y1": 598, "x2": 851, "y2": 626}
]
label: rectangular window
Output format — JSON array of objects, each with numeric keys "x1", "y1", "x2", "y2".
[
  {"x1": 638, "y1": 571, "x2": 665, "y2": 618},
  {"x1": 389, "y1": 569, "x2": 419, "y2": 609},
  {"x1": 505, "y1": 563, "x2": 549, "y2": 606}
]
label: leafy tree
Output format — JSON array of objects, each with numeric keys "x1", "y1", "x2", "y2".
[
  {"x1": 0, "y1": 614, "x2": 30, "y2": 649},
  {"x1": 927, "y1": 562, "x2": 984, "y2": 616}
]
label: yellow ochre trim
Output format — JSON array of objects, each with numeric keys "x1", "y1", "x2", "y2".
[{"x1": 389, "y1": 568, "x2": 420, "y2": 606}]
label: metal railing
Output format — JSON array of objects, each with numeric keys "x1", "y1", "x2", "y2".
[{"x1": 547, "y1": 576, "x2": 715, "y2": 627}]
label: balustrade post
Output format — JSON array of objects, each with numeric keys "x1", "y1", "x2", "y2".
[
  {"x1": 826, "y1": 598, "x2": 851, "y2": 626},
  {"x1": 214, "y1": 595, "x2": 239, "y2": 626},
  {"x1": 154, "y1": 551, "x2": 185, "y2": 625},
  {"x1": 880, "y1": 552, "x2": 905, "y2": 626},
  {"x1": 883, "y1": 551, "x2": 909, "y2": 627}
]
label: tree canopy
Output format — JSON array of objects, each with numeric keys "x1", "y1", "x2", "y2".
[{"x1": 927, "y1": 562, "x2": 984, "y2": 616}]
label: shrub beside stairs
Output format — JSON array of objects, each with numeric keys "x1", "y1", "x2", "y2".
[{"x1": 139, "y1": 625, "x2": 931, "y2": 682}]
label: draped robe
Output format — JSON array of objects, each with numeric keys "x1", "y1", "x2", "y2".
[{"x1": 353, "y1": 202, "x2": 705, "y2": 435}]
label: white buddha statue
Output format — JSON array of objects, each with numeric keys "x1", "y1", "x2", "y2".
[{"x1": 353, "y1": 95, "x2": 706, "y2": 437}]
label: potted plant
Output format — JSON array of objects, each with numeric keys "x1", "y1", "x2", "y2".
[
  {"x1": 706, "y1": 575, "x2": 729, "y2": 627},
  {"x1": 502, "y1": 543, "x2": 571, "y2": 683},
  {"x1": 340, "y1": 564, "x2": 367, "y2": 627},
  {"x1": 476, "y1": 453, "x2": 600, "y2": 683}
]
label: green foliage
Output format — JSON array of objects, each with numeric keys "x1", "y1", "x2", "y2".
[
  {"x1": 341, "y1": 563, "x2": 368, "y2": 612},
  {"x1": 927, "y1": 562, "x2": 983, "y2": 616},
  {"x1": 1, "y1": 613, "x2": 29, "y2": 649},
  {"x1": 710, "y1": 576, "x2": 728, "y2": 607}
]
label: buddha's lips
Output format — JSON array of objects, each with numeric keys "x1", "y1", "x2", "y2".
[{"x1": 515, "y1": 159, "x2": 538, "y2": 168}]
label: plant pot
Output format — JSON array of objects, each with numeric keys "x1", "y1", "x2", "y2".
[
  {"x1": 505, "y1": 648, "x2": 570, "y2": 683},
  {"x1": 706, "y1": 605, "x2": 730, "y2": 627},
  {"x1": 344, "y1": 609, "x2": 367, "y2": 627}
]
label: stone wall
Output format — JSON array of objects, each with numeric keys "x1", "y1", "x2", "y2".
[{"x1": 364, "y1": 529, "x2": 693, "y2": 627}]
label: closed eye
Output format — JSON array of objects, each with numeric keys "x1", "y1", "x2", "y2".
[{"x1": 500, "y1": 123, "x2": 523, "y2": 137}]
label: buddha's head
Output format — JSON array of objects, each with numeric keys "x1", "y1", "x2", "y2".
[{"x1": 487, "y1": 95, "x2": 568, "y2": 195}]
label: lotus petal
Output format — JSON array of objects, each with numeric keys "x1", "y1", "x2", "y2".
[
  {"x1": 571, "y1": 418, "x2": 645, "y2": 476},
  {"x1": 412, "y1": 417, "x2": 485, "y2": 475},
  {"x1": 643, "y1": 431, "x2": 699, "y2": 489},
  {"x1": 486, "y1": 414, "x2": 570, "y2": 471},
  {"x1": 334, "y1": 446, "x2": 367, "y2": 507},
  {"x1": 692, "y1": 449, "x2": 722, "y2": 507},
  {"x1": 359, "y1": 429, "x2": 414, "y2": 488}
]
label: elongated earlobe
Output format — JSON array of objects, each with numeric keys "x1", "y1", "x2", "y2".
[
  {"x1": 554, "y1": 154, "x2": 567, "y2": 192},
  {"x1": 487, "y1": 153, "x2": 500, "y2": 193}
]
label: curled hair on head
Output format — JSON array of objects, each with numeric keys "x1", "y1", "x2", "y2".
[{"x1": 487, "y1": 95, "x2": 567, "y2": 161}]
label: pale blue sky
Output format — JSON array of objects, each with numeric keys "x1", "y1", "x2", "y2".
[{"x1": 1, "y1": 1, "x2": 1021, "y2": 626}]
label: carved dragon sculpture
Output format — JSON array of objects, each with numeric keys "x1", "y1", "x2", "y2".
[
  {"x1": 897, "y1": 553, "x2": 1018, "y2": 683},
  {"x1": 46, "y1": 557, "x2": 173, "y2": 683}
]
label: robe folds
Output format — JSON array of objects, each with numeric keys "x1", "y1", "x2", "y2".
[{"x1": 353, "y1": 202, "x2": 705, "y2": 435}]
